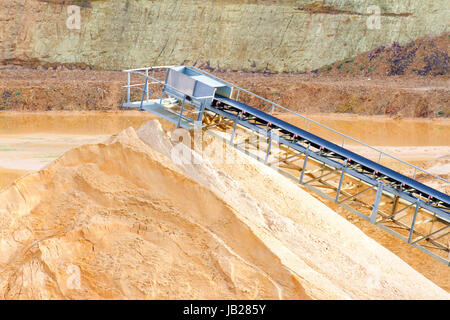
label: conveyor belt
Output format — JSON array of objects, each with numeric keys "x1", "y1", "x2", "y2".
[
  {"x1": 122, "y1": 65, "x2": 450, "y2": 264},
  {"x1": 214, "y1": 94, "x2": 450, "y2": 213}
]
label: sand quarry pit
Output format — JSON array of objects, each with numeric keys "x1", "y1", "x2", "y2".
[{"x1": 0, "y1": 119, "x2": 448, "y2": 299}]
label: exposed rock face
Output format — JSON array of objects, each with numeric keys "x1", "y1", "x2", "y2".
[
  {"x1": 1, "y1": 0, "x2": 448, "y2": 72},
  {"x1": 0, "y1": 120, "x2": 448, "y2": 299}
]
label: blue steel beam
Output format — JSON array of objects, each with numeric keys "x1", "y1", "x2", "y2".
[
  {"x1": 122, "y1": 65, "x2": 449, "y2": 264},
  {"x1": 206, "y1": 101, "x2": 450, "y2": 223},
  {"x1": 206, "y1": 105, "x2": 450, "y2": 263},
  {"x1": 214, "y1": 94, "x2": 450, "y2": 209}
]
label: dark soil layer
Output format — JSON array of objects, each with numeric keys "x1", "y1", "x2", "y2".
[
  {"x1": 314, "y1": 33, "x2": 449, "y2": 77},
  {"x1": 0, "y1": 34, "x2": 448, "y2": 118}
]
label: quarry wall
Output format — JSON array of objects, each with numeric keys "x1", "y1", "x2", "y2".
[{"x1": 1, "y1": 0, "x2": 448, "y2": 72}]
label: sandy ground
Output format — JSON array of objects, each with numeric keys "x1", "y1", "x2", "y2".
[
  {"x1": 0, "y1": 120, "x2": 447, "y2": 299},
  {"x1": 0, "y1": 167, "x2": 29, "y2": 190},
  {"x1": 277, "y1": 113, "x2": 450, "y2": 147},
  {"x1": 1, "y1": 111, "x2": 448, "y2": 190},
  {"x1": 0, "y1": 134, "x2": 109, "y2": 171}
]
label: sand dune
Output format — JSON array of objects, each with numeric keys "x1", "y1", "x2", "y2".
[{"x1": 0, "y1": 121, "x2": 447, "y2": 299}]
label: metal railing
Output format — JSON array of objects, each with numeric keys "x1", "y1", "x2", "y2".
[
  {"x1": 189, "y1": 66, "x2": 450, "y2": 189},
  {"x1": 122, "y1": 65, "x2": 448, "y2": 191},
  {"x1": 121, "y1": 65, "x2": 450, "y2": 264},
  {"x1": 122, "y1": 66, "x2": 213, "y2": 127},
  {"x1": 123, "y1": 66, "x2": 173, "y2": 104}
]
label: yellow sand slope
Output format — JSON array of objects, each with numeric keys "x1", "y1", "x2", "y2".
[{"x1": 0, "y1": 121, "x2": 447, "y2": 299}]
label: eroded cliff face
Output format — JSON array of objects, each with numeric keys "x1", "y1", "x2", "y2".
[{"x1": 1, "y1": 0, "x2": 449, "y2": 72}]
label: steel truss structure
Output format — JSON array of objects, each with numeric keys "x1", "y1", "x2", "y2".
[{"x1": 123, "y1": 66, "x2": 450, "y2": 265}]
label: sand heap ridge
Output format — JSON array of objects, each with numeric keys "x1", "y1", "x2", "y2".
[{"x1": 0, "y1": 120, "x2": 448, "y2": 299}]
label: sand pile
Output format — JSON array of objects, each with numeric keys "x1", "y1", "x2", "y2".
[{"x1": 0, "y1": 121, "x2": 448, "y2": 299}]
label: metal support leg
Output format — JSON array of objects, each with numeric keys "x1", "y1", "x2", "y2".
[
  {"x1": 230, "y1": 119, "x2": 238, "y2": 145},
  {"x1": 159, "y1": 85, "x2": 166, "y2": 104},
  {"x1": 177, "y1": 96, "x2": 186, "y2": 128},
  {"x1": 335, "y1": 168, "x2": 346, "y2": 202},
  {"x1": 194, "y1": 100, "x2": 205, "y2": 130},
  {"x1": 370, "y1": 183, "x2": 383, "y2": 223},
  {"x1": 300, "y1": 153, "x2": 309, "y2": 184},
  {"x1": 145, "y1": 69, "x2": 149, "y2": 102},
  {"x1": 390, "y1": 196, "x2": 399, "y2": 216},
  {"x1": 408, "y1": 203, "x2": 420, "y2": 243},
  {"x1": 127, "y1": 72, "x2": 130, "y2": 103},
  {"x1": 265, "y1": 131, "x2": 272, "y2": 164},
  {"x1": 139, "y1": 77, "x2": 148, "y2": 111},
  {"x1": 197, "y1": 100, "x2": 206, "y2": 122}
]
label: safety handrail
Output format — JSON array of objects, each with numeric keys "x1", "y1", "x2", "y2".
[
  {"x1": 123, "y1": 65, "x2": 448, "y2": 186},
  {"x1": 123, "y1": 66, "x2": 214, "y2": 105},
  {"x1": 189, "y1": 66, "x2": 449, "y2": 186}
]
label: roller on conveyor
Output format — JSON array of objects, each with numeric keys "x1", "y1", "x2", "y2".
[{"x1": 213, "y1": 94, "x2": 450, "y2": 213}]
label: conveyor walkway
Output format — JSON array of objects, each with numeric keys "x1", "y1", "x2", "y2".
[{"x1": 123, "y1": 65, "x2": 450, "y2": 265}]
